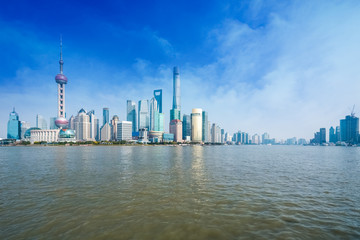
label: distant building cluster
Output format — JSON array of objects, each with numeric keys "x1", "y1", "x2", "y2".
[{"x1": 310, "y1": 113, "x2": 359, "y2": 146}]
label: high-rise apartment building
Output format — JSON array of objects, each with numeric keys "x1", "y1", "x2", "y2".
[
  {"x1": 170, "y1": 67, "x2": 181, "y2": 121},
  {"x1": 138, "y1": 100, "x2": 149, "y2": 130},
  {"x1": 100, "y1": 123, "x2": 111, "y2": 141},
  {"x1": 127, "y1": 100, "x2": 137, "y2": 133},
  {"x1": 191, "y1": 108, "x2": 202, "y2": 142},
  {"x1": 7, "y1": 108, "x2": 21, "y2": 139}
]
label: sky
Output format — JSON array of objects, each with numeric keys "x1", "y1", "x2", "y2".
[{"x1": 1, "y1": 0, "x2": 360, "y2": 140}]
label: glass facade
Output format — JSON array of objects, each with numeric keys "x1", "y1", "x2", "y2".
[
  {"x1": 182, "y1": 114, "x2": 191, "y2": 140},
  {"x1": 170, "y1": 67, "x2": 181, "y2": 121},
  {"x1": 127, "y1": 100, "x2": 137, "y2": 133},
  {"x1": 202, "y1": 111, "x2": 208, "y2": 142},
  {"x1": 138, "y1": 100, "x2": 149, "y2": 130},
  {"x1": 103, "y1": 108, "x2": 109, "y2": 126},
  {"x1": 7, "y1": 108, "x2": 21, "y2": 139}
]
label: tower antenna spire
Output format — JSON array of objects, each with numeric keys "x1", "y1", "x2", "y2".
[{"x1": 59, "y1": 34, "x2": 63, "y2": 74}]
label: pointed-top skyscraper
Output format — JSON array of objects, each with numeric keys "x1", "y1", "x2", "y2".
[
  {"x1": 55, "y1": 35, "x2": 69, "y2": 128},
  {"x1": 170, "y1": 66, "x2": 181, "y2": 121}
]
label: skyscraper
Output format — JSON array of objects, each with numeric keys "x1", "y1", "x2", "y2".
[
  {"x1": 170, "y1": 119, "x2": 182, "y2": 142},
  {"x1": 320, "y1": 128, "x2": 326, "y2": 144},
  {"x1": 170, "y1": 67, "x2": 181, "y2": 121},
  {"x1": 111, "y1": 115, "x2": 119, "y2": 141},
  {"x1": 117, "y1": 121, "x2": 132, "y2": 141},
  {"x1": 7, "y1": 108, "x2": 21, "y2": 139},
  {"x1": 87, "y1": 110, "x2": 98, "y2": 141},
  {"x1": 191, "y1": 108, "x2": 202, "y2": 142},
  {"x1": 103, "y1": 108, "x2": 109, "y2": 127},
  {"x1": 127, "y1": 100, "x2": 137, "y2": 132},
  {"x1": 20, "y1": 121, "x2": 30, "y2": 139},
  {"x1": 36, "y1": 115, "x2": 47, "y2": 130},
  {"x1": 150, "y1": 90, "x2": 164, "y2": 132},
  {"x1": 54, "y1": 36, "x2": 69, "y2": 129},
  {"x1": 202, "y1": 111, "x2": 208, "y2": 142},
  {"x1": 182, "y1": 114, "x2": 191, "y2": 140},
  {"x1": 74, "y1": 109, "x2": 91, "y2": 141},
  {"x1": 340, "y1": 114, "x2": 359, "y2": 144},
  {"x1": 329, "y1": 126, "x2": 336, "y2": 143},
  {"x1": 138, "y1": 100, "x2": 149, "y2": 130}
]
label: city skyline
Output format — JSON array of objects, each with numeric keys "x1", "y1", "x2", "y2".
[{"x1": 1, "y1": 1, "x2": 360, "y2": 139}]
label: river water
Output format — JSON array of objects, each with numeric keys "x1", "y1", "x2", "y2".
[{"x1": 0, "y1": 145, "x2": 359, "y2": 239}]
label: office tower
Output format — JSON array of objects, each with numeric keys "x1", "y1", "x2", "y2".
[
  {"x1": 170, "y1": 67, "x2": 181, "y2": 121},
  {"x1": 208, "y1": 122, "x2": 211, "y2": 142},
  {"x1": 335, "y1": 126, "x2": 341, "y2": 142},
  {"x1": 191, "y1": 109, "x2": 202, "y2": 142},
  {"x1": 182, "y1": 114, "x2": 191, "y2": 140},
  {"x1": 154, "y1": 89, "x2": 162, "y2": 113},
  {"x1": 262, "y1": 132, "x2": 270, "y2": 144},
  {"x1": 103, "y1": 108, "x2": 109, "y2": 126},
  {"x1": 211, "y1": 123, "x2": 217, "y2": 143},
  {"x1": 87, "y1": 110, "x2": 98, "y2": 141},
  {"x1": 20, "y1": 121, "x2": 30, "y2": 139},
  {"x1": 170, "y1": 119, "x2": 182, "y2": 142},
  {"x1": 202, "y1": 111, "x2": 208, "y2": 142},
  {"x1": 100, "y1": 123, "x2": 111, "y2": 141},
  {"x1": 340, "y1": 115, "x2": 359, "y2": 144},
  {"x1": 36, "y1": 115, "x2": 47, "y2": 130},
  {"x1": 150, "y1": 90, "x2": 164, "y2": 132},
  {"x1": 111, "y1": 115, "x2": 119, "y2": 141},
  {"x1": 54, "y1": 36, "x2": 69, "y2": 129},
  {"x1": 68, "y1": 115, "x2": 75, "y2": 130},
  {"x1": 221, "y1": 129, "x2": 225, "y2": 143},
  {"x1": 320, "y1": 128, "x2": 326, "y2": 144},
  {"x1": 74, "y1": 108, "x2": 91, "y2": 141},
  {"x1": 329, "y1": 126, "x2": 336, "y2": 143},
  {"x1": 252, "y1": 134, "x2": 260, "y2": 144},
  {"x1": 50, "y1": 117, "x2": 56, "y2": 129},
  {"x1": 7, "y1": 108, "x2": 21, "y2": 139},
  {"x1": 138, "y1": 100, "x2": 149, "y2": 130},
  {"x1": 117, "y1": 121, "x2": 132, "y2": 141},
  {"x1": 127, "y1": 100, "x2": 137, "y2": 132}
]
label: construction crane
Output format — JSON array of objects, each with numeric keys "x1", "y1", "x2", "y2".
[{"x1": 351, "y1": 104, "x2": 355, "y2": 117}]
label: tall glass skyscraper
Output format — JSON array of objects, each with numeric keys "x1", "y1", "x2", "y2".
[
  {"x1": 127, "y1": 100, "x2": 137, "y2": 133},
  {"x1": 138, "y1": 100, "x2": 149, "y2": 130},
  {"x1": 7, "y1": 108, "x2": 21, "y2": 139},
  {"x1": 103, "y1": 108, "x2": 109, "y2": 127},
  {"x1": 202, "y1": 111, "x2": 208, "y2": 142},
  {"x1": 340, "y1": 115, "x2": 359, "y2": 144},
  {"x1": 182, "y1": 114, "x2": 191, "y2": 140},
  {"x1": 150, "y1": 90, "x2": 164, "y2": 132},
  {"x1": 170, "y1": 67, "x2": 181, "y2": 121},
  {"x1": 36, "y1": 114, "x2": 47, "y2": 130}
]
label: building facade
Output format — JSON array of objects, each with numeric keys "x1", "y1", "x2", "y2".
[
  {"x1": 138, "y1": 100, "x2": 149, "y2": 130},
  {"x1": 191, "y1": 108, "x2": 202, "y2": 142},
  {"x1": 36, "y1": 114, "x2": 47, "y2": 130},
  {"x1": 117, "y1": 121, "x2": 132, "y2": 141},
  {"x1": 30, "y1": 129, "x2": 60, "y2": 143},
  {"x1": 170, "y1": 67, "x2": 181, "y2": 121},
  {"x1": 182, "y1": 114, "x2": 191, "y2": 140},
  {"x1": 7, "y1": 108, "x2": 21, "y2": 139},
  {"x1": 170, "y1": 119, "x2": 183, "y2": 142},
  {"x1": 74, "y1": 109, "x2": 91, "y2": 141},
  {"x1": 127, "y1": 100, "x2": 137, "y2": 133},
  {"x1": 202, "y1": 111, "x2": 208, "y2": 143}
]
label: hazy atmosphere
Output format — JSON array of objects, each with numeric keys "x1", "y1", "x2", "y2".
[{"x1": 1, "y1": 0, "x2": 360, "y2": 140}]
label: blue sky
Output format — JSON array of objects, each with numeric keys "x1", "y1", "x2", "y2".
[{"x1": 1, "y1": 0, "x2": 360, "y2": 140}]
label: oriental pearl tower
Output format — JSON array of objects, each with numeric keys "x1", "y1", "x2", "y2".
[{"x1": 55, "y1": 36, "x2": 69, "y2": 129}]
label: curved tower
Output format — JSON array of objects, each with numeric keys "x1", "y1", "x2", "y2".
[
  {"x1": 55, "y1": 36, "x2": 69, "y2": 128},
  {"x1": 170, "y1": 66, "x2": 181, "y2": 121}
]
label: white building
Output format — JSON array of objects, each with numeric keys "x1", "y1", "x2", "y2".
[
  {"x1": 117, "y1": 121, "x2": 132, "y2": 141},
  {"x1": 87, "y1": 110, "x2": 99, "y2": 141},
  {"x1": 111, "y1": 115, "x2": 119, "y2": 141},
  {"x1": 191, "y1": 108, "x2": 202, "y2": 143},
  {"x1": 74, "y1": 109, "x2": 91, "y2": 141},
  {"x1": 36, "y1": 114, "x2": 48, "y2": 130},
  {"x1": 30, "y1": 129, "x2": 60, "y2": 143},
  {"x1": 100, "y1": 122, "x2": 111, "y2": 141}
]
